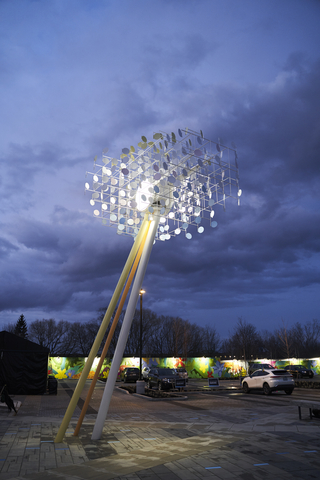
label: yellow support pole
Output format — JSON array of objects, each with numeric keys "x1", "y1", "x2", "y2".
[
  {"x1": 54, "y1": 216, "x2": 149, "y2": 443},
  {"x1": 73, "y1": 220, "x2": 150, "y2": 436},
  {"x1": 92, "y1": 213, "x2": 160, "y2": 440}
]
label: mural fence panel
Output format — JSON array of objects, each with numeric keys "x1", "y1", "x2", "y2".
[{"x1": 48, "y1": 356, "x2": 320, "y2": 380}]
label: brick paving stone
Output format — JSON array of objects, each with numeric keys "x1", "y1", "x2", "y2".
[
  {"x1": 1, "y1": 380, "x2": 320, "y2": 480},
  {"x1": 163, "y1": 463, "x2": 186, "y2": 474},
  {"x1": 156, "y1": 475, "x2": 183, "y2": 480},
  {"x1": 209, "y1": 471, "x2": 238, "y2": 480},
  {"x1": 166, "y1": 471, "x2": 194, "y2": 480},
  {"x1": 151, "y1": 466, "x2": 175, "y2": 475},
  {"x1": 182, "y1": 467, "x2": 213, "y2": 478}
]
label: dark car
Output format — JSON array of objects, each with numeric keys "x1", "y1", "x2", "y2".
[
  {"x1": 283, "y1": 365, "x2": 314, "y2": 379},
  {"x1": 175, "y1": 367, "x2": 188, "y2": 383},
  {"x1": 248, "y1": 363, "x2": 274, "y2": 375},
  {"x1": 146, "y1": 367, "x2": 180, "y2": 390},
  {"x1": 121, "y1": 367, "x2": 140, "y2": 383}
]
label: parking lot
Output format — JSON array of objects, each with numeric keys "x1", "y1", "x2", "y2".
[{"x1": 1, "y1": 378, "x2": 320, "y2": 480}]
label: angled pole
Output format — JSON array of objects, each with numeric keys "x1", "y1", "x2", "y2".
[
  {"x1": 139, "y1": 292, "x2": 143, "y2": 379},
  {"x1": 92, "y1": 212, "x2": 160, "y2": 440},
  {"x1": 54, "y1": 215, "x2": 149, "y2": 443},
  {"x1": 73, "y1": 220, "x2": 151, "y2": 436}
]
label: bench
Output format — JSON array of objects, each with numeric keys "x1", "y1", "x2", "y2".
[{"x1": 291, "y1": 400, "x2": 320, "y2": 420}]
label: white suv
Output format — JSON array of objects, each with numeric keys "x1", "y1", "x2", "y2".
[{"x1": 242, "y1": 369, "x2": 294, "y2": 395}]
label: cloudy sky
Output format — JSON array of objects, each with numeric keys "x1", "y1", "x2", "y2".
[{"x1": 1, "y1": 0, "x2": 319, "y2": 338}]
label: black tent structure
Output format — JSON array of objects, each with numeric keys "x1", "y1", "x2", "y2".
[{"x1": 0, "y1": 331, "x2": 49, "y2": 394}]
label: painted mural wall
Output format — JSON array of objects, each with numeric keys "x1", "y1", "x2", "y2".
[{"x1": 48, "y1": 356, "x2": 320, "y2": 380}]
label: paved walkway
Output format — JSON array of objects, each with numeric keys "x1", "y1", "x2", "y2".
[{"x1": 0, "y1": 380, "x2": 320, "y2": 479}]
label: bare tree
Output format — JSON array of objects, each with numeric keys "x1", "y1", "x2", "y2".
[
  {"x1": 228, "y1": 318, "x2": 262, "y2": 362},
  {"x1": 182, "y1": 322, "x2": 208, "y2": 357},
  {"x1": 147, "y1": 315, "x2": 170, "y2": 355},
  {"x1": 201, "y1": 324, "x2": 221, "y2": 357},
  {"x1": 84, "y1": 318, "x2": 104, "y2": 354},
  {"x1": 1, "y1": 322, "x2": 15, "y2": 333},
  {"x1": 291, "y1": 322, "x2": 304, "y2": 358},
  {"x1": 67, "y1": 322, "x2": 91, "y2": 355},
  {"x1": 276, "y1": 320, "x2": 293, "y2": 359},
  {"x1": 170, "y1": 317, "x2": 185, "y2": 356},
  {"x1": 124, "y1": 308, "x2": 159, "y2": 356},
  {"x1": 146, "y1": 316, "x2": 221, "y2": 357},
  {"x1": 260, "y1": 329, "x2": 281, "y2": 359},
  {"x1": 28, "y1": 319, "x2": 70, "y2": 354},
  {"x1": 303, "y1": 319, "x2": 320, "y2": 357}
]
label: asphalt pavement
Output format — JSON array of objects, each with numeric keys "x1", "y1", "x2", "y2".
[{"x1": 0, "y1": 378, "x2": 320, "y2": 480}]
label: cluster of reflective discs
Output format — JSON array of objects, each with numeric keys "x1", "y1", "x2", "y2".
[{"x1": 85, "y1": 128, "x2": 241, "y2": 241}]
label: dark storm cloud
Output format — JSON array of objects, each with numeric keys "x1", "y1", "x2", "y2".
[
  {"x1": 2, "y1": 57, "x2": 320, "y2": 324},
  {"x1": 1, "y1": 0, "x2": 320, "y2": 334},
  {"x1": 142, "y1": 32, "x2": 214, "y2": 74},
  {"x1": 0, "y1": 237, "x2": 18, "y2": 259},
  {"x1": 135, "y1": 58, "x2": 320, "y2": 318},
  {"x1": 149, "y1": 205, "x2": 320, "y2": 291},
  {"x1": 0, "y1": 203, "x2": 139, "y2": 314},
  {"x1": 0, "y1": 143, "x2": 81, "y2": 214},
  {"x1": 11, "y1": 220, "x2": 60, "y2": 252},
  {"x1": 7, "y1": 208, "x2": 131, "y2": 279},
  {"x1": 218, "y1": 59, "x2": 320, "y2": 188}
]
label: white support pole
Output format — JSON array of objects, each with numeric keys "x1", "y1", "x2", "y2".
[
  {"x1": 91, "y1": 213, "x2": 160, "y2": 440},
  {"x1": 54, "y1": 216, "x2": 149, "y2": 443}
]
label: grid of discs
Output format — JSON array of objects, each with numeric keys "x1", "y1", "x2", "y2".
[{"x1": 85, "y1": 128, "x2": 241, "y2": 241}]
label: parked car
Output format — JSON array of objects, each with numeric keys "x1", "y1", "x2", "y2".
[
  {"x1": 248, "y1": 363, "x2": 274, "y2": 375},
  {"x1": 175, "y1": 367, "x2": 188, "y2": 383},
  {"x1": 146, "y1": 367, "x2": 180, "y2": 390},
  {"x1": 120, "y1": 367, "x2": 140, "y2": 383},
  {"x1": 242, "y1": 368, "x2": 294, "y2": 395},
  {"x1": 283, "y1": 365, "x2": 314, "y2": 379}
]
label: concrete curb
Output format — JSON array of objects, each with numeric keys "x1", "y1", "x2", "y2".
[
  {"x1": 132, "y1": 392, "x2": 188, "y2": 401},
  {"x1": 117, "y1": 384, "x2": 243, "y2": 399},
  {"x1": 115, "y1": 386, "x2": 130, "y2": 394}
]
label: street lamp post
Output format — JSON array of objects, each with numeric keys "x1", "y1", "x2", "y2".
[{"x1": 139, "y1": 289, "x2": 145, "y2": 380}]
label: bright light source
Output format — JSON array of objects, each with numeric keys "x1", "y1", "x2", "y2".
[{"x1": 85, "y1": 129, "x2": 241, "y2": 241}]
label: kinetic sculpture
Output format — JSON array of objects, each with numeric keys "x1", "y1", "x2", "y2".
[
  {"x1": 55, "y1": 128, "x2": 241, "y2": 442},
  {"x1": 86, "y1": 128, "x2": 241, "y2": 240}
]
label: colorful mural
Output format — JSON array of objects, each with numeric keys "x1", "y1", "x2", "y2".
[
  {"x1": 48, "y1": 356, "x2": 112, "y2": 380},
  {"x1": 48, "y1": 356, "x2": 320, "y2": 380}
]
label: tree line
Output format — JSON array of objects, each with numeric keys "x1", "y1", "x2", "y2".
[
  {"x1": 3, "y1": 313, "x2": 320, "y2": 359},
  {"x1": 221, "y1": 317, "x2": 320, "y2": 360},
  {"x1": 3, "y1": 311, "x2": 220, "y2": 357}
]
